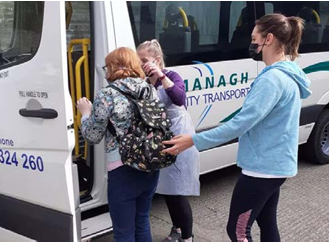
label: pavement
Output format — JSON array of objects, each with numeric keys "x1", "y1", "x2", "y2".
[{"x1": 95, "y1": 158, "x2": 329, "y2": 242}]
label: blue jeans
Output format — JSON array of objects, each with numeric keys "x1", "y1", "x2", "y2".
[{"x1": 107, "y1": 165, "x2": 159, "y2": 242}]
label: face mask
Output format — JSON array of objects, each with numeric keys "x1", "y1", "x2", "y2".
[{"x1": 249, "y1": 37, "x2": 267, "y2": 61}]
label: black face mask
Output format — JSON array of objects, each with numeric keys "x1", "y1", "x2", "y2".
[{"x1": 249, "y1": 37, "x2": 267, "y2": 61}]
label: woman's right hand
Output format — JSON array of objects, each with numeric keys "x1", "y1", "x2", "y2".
[
  {"x1": 76, "y1": 97, "x2": 92, "y2": 117},
  {"x1": 143, "y1": 61, "x2": 163, "y2": 79},
  {"x1": 162, "y1": 135, "x2": 194, "y2": 156}
]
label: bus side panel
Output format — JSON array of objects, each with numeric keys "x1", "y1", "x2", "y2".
[{"x1": 0, "y1": 2, "x2": 79, "y2": 241}]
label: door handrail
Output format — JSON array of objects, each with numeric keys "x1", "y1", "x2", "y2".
[{"x1": 68, "y1": 38, "x2": 91, "y2": 159}]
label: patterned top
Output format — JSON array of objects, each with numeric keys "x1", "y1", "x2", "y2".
[{"x1": 80, "y1": 77, "x2": 158, "y2": 163}]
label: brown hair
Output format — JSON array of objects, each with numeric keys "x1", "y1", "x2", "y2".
[
  {"x1": 137, "y1": 39, "x2": 165, "y2": 69},
  {"x1": 255, "y1": 13, "x2": 305, "y2": 61},
  {"x1": 105, "y1": 47, "x2": 145, "y2": 82}
]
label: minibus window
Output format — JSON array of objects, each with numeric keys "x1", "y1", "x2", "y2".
[
  {"x1": 229, "y1": 2, "x2": 247, "y2": 42},
  {"x1": 128, "y1": 1, "x2": 254, "y2": 66},
  {"x1": 0, "y1": 2, "x2": 14, "y2": 54},
  {"x1": 261, "y1": 1, "x2": 329, "y2": 52},
  {"x1": 0, "y1": 2, "x2": 44, "y2": 70}
]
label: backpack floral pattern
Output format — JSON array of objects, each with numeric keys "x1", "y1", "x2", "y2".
[
  {"x1": 80, "y1": 77, "x2": 176, "y2": 172},
  {"x1": 80, "y1": 78, "x2": 156, "y2": 156},
  {"x1": 108, "y1": 85, "x2": 177, "y2": 172}
]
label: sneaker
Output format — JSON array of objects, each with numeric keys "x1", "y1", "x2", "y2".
[{"x1": 162, "y1": 227, "x2": 182, "y2": 242}]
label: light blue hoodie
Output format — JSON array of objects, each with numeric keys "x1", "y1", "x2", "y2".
[{"x1": 192, "y1": 61, "x2": 311, "y2": 176}]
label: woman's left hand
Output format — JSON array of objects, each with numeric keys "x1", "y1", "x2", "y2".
[
  {"x1": 162, "y1": 134, "x2": 194, "y2": 156},
  {"x1": 143, "y1": 61, "x2": 163, "y2": 79},
  {"x1": 76, "y1": 97, "x2": 92, "y2": 117}
]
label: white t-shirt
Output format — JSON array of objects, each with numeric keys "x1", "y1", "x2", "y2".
[{"x1": 242, "y1": 169, "x2": 294, "y2": 178}]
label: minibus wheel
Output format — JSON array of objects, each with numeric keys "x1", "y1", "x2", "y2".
[{"x1": 305, "y1": 109, "x2": 329, "y2": 164}]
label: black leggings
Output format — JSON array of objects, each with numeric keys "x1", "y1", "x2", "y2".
[
  {"x1": 165, "y1": 195, "x2": 193, "y2": 239},
  {"x1": 227, "y1": 174, "x2": 286, "y2": 242}
]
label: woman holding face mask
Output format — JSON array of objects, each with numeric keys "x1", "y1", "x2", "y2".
[
  {"x1": 137, "y1": 40, "x2": 200, "y2": 242},
  {"x1": 163, "y1": 14, "x2": 311, "y2": 242}
]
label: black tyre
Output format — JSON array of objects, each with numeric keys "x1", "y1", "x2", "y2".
[{"x1": 305, "y1": 109, "x2": 329, "y2": 164}]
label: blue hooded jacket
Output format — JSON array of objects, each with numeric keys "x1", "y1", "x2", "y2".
[{"x1": 192, "y1": 61, "x2": 312, "y2": 176}]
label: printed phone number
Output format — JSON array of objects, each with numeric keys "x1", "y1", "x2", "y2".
[{"x1": 0, "y1": 149, "x2": 44, "y2": 172}]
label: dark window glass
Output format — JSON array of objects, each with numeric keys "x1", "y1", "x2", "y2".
[
  {"x1": 66, "y1": 1, "x2": 91, "y2": 51},
  {"x1": 127, "y1": 1, "x2": 255, "y2": 67},
  {"x1": 260, "y1": 1, "x2": 329, "y2": 53},
  {"x1": 0, "y1": 2, "x2": 44, "y2": 70}
]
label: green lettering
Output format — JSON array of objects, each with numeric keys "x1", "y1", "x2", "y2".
[
  {"x1": 217, "y1": 75, "x2": 226, "y2": 87},
  {"x1": 193, "y1": 78, "x2": 202, "y2": 91},
  {"x1": 206, "y1": 76, "x2": 214, "y2": 89},
  {"x1": 184, "y1": 79, "x2": 189, "y2": 92},
  {"x1": 241, "y1": 72, "x2": 248, "y2": 84},
  {"x1": 230, "y1": 73, "x2": 238, "y2": 85}
]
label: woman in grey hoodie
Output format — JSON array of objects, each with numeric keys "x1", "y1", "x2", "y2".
[{"x1": 163, "y1": 13, "x2": 311, "y2": 242}]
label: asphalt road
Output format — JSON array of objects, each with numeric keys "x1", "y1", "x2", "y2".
[{"x1": 95, "y1": 158, "x2": 329, "y2": 242}]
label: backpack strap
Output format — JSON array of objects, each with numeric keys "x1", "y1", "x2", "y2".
[
  {"x1": 108, "y1": 84, "x2": 140, "y2": 117},
  {"x1": 106, "y1": 84, "x2": 139, "y2": 140},
  {"x1": 108, "y1": 84, "x2": 138, "y2": 102},
  {"x1": 107, "y1": 120, "x2": 117, "y2": 137},
  {"x1": 107, "y1": 84, "x2": 168, "y2": 132}
]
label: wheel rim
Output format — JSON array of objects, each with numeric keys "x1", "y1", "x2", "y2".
[{"x1": 320, "y1": 122, "x2": 329, "y2": 155}]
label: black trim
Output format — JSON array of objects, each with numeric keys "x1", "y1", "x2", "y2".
[
  {"x1": 195, "y1": 105, "x2": 325, "y2": 152},
  {"x1": 219, "y1": 138, "x2": 239, "y2": 148},
  {"x1": 300, "y1": 105, "x2": 325, "y2": 126},
  {"x1": 81, "y1": 204, "x2": 109, "y2": 221},
  {"x1": 0, "y1": 193, "x2": 74, "y2": 242}
]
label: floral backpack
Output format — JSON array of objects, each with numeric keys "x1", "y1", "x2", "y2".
[{"x1": 107, "y1": 85, "x2": 177, "y2": 172}]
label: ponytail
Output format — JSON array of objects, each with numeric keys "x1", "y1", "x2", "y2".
[
  {"x1": 256, "y1": 14, "x2": 305, "y2": 61},
  {"x1": 286, "y1": 16, "x2": 305, "y2": 61},
  {"x1": 137, "y1": 39, "x2": 165, "y2": 69}
]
